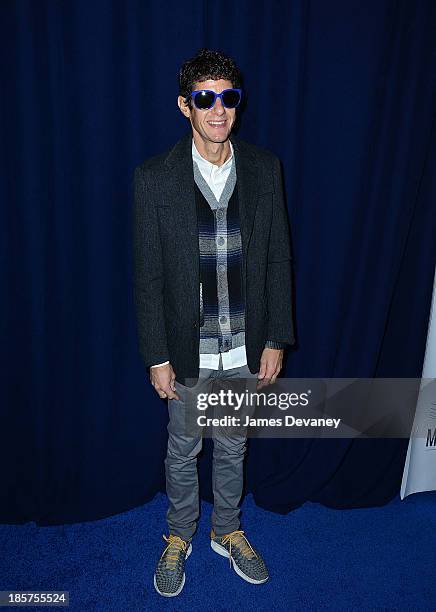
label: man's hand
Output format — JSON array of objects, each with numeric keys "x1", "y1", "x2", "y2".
[
  {"x1": 257, "y1": 348, "x2": 284, "y2": 389},
  {"x1": 150, "y1": 363, "x2": 180, "y2": 400}
]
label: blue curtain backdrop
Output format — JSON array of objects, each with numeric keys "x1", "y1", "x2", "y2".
[{"x1": 1, "y1": 0, "x2": 435, "y2": 524}]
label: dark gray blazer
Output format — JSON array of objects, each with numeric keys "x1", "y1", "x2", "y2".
[{"x1": 133, "y1": 130, "x2": 294, "y2": 386}]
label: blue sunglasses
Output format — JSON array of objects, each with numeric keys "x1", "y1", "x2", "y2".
[{"x1": 187, "y1": 88, "x2": 242, "y2": 110}]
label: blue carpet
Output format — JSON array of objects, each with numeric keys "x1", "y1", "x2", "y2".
[{"x1": 0, "y1": 492, "x2": 435, "y2": 611}]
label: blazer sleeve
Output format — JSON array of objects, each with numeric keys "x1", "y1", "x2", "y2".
[
  {"x1": 265, "y1": 156, "x2": 295, "y2": 346},
  {"x1": 132, "y1": 166, "x2": 170, "y2": 369}
]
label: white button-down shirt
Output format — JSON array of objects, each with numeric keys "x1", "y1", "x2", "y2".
[
  {"x1": 192, "y1": 138, "x2": 234, "y2": 200},
  {"x1": 151, "y1": 138, "x2": 248, "y2": 370}
]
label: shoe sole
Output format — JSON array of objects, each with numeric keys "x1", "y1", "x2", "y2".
[
  {"x1": 153, "y1": 542, "x2": 192, "y2": 597},
  {"x1": 210, "y1": 540, "x2": 268, "y2": 584}
]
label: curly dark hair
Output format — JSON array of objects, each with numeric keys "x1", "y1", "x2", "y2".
[{"x1": 179, "y1": 48, "x2": 243, "y2": 106}]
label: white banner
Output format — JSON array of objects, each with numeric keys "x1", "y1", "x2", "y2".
[{"x1": 401, "y1": 265, "x2": 436, "y2": 499}]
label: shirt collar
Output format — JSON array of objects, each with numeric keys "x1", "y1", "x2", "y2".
[{"x1": 191, "y1": 138, "x2": 234, "y2": 171}]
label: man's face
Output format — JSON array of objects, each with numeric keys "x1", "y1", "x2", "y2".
[{"x1": 178, "y1": 78, "x2": 236, "y2": 144}]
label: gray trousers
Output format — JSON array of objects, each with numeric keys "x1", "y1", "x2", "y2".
[{"x1": 164, "y1": 355, "x2": 258, "y2": 541}]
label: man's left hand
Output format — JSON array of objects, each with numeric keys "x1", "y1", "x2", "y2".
[{"x1": 257, "y1": 348, "x2": 284, "y2": 389}]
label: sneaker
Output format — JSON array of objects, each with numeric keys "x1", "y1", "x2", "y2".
[
  {"x1": 210, "y1": 529, "x2": 269, "y2": 584},
  {"x1": 153, "y1": 534, "x2": 192, "y2": 597}
]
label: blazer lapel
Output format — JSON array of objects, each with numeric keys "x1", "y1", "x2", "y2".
[
  {"x1": 229, "y1": 132, "x2": 259, "y2": 264},
  {"x1": 164, "y1": 133, "x2": 199, "y2": 309}
]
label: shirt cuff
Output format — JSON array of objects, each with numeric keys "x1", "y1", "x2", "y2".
[
  {"x1": 264, "y1": 340, "x2": 287, "y2": 350},
  {"x1": 150, "y1": 360, "x2": 170, "y2": 368}
]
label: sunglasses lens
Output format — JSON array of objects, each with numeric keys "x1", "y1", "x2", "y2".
[
  {"x1": 222, "y1": 89, "x2": 241, "y2": 108},
  {"x1": 193, "y1": 90, "x2": 215, "y2": 109}
]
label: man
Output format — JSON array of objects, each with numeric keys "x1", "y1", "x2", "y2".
[{"x1": 133, "y1": 48, "x2": 294, "y2": 597}]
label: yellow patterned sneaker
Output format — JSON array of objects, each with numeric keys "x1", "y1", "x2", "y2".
[
  {"x1": 153, "y1": 534, "x2": 192, "y2": 597},
  {"x1": 210, "y1": 529, "x2": 269, "y2": 584}
]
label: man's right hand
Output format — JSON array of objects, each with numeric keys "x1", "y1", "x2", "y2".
[{"x1": 149, "y1": 363, "x2": 180, "y2": 401}]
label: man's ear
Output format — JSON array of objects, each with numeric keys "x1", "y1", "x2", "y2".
[{"x1": 177, "y1": 95, "x2": 191, "y2": 118}]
